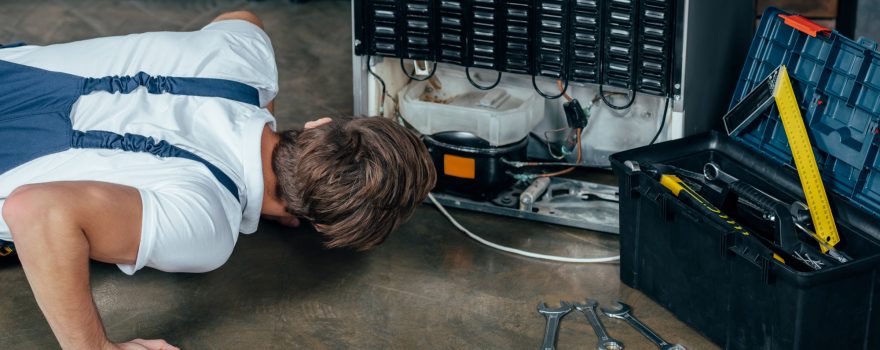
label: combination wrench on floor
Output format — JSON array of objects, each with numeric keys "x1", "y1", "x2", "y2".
[
  {"x1": 601, "y1": 301, "x2": 686, "y2": 350},
  {"x1": 538, "y1": 301, "x2": 573, "y2": 350},
  {"x1": 573, "y1": 299, "x2": 624, "y2": 350}
]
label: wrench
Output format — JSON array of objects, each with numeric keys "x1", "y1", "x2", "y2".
[
  {"x1": 601, "y1": 301, "x2": 686, "y2": 350},
  {"x1": 537, "y1": 301, "x2": 573, "y2": 350},
  {"x1": 573, "y1": 299, "x2": 624, "y2": 350}
]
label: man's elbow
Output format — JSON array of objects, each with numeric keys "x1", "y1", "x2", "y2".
[
  {"x1": 3, "y1": 185, "x2": 74, "y2": 241},
  {"x1": 3, "y1": 185, "x2": 41, "y2": 229}
]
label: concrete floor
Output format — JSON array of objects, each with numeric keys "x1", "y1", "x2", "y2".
[{"x1": 0, "y1": 1, "x2": 718, "y2": 349}]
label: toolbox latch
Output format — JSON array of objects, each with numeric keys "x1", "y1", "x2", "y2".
[
  {"x1": 726, "y1": 231, "x2": 775, "y2": 285},
  {"x1": 777, "y1": 14, "x2": 831, "y2": 37},
  {"x1": 858, "y1": 37, "x2": 879, "y2": 51},
  {"x1": 660, "y1": 194, "x2": 674, "y2": 222}
]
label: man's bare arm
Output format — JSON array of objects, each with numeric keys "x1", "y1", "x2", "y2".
[{"x1": 2, "y1": 181, "x2": 175, "y2": 350}]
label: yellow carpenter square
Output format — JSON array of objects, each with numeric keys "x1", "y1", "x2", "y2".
[{"x1": 773, "y1": 66, "x2": 840, "y2": 251}]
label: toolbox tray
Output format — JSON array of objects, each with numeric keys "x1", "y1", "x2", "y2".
[{"x1": 610, "y1": 131, "x2": 880, "y2": 349}]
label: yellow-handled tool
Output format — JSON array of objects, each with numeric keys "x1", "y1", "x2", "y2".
[{"x1": 655, "y1": 172, "x2": 786, "y2": 265}]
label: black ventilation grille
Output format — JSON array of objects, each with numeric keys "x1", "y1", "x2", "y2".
[
  {"x1": 570, "y1": 0, "x2": 602, "y2": 84},
  {"x1": 354, "y1": 0, "x2": 676, "y2": 96},
  {"x1": 601, "y1": 0, "x2": 636, "y2": 90}
]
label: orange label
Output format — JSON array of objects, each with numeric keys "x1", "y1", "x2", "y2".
[{"x1": 443, "y1": 154, "x2": 476, "y2": 179}]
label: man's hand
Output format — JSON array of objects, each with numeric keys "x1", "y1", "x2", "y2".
[
  {"x1": 304, "y1": 117, "x2": 332, "y2": 129},
  {"x1": 115, "y1": 339, "x2": 180, "y2": 350}
]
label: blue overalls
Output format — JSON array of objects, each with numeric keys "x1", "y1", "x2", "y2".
[{"x1": 0, "y1": 42, "x2": 260, "y2": 256}]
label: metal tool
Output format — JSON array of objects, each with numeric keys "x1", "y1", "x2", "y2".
[
  {"x1": 601, "y1": 301, "x2": 686, "y2": 350},
  {"x1": 573, "y1": 299, "x2": 624, "y2": 350},
  {"x1": 538, "y1": 301, "x2": 573, "y2": 350},
  {"x1": 479, "y1": 177, "x2": 620, "y2": 233},
  {"x1": 520, "y1": 177, "x2": 551, "y2": 211},
  {"x1": 642, "y1": 164, "x2": 787, "y2": 268},
  {"x1": 704, "y1": 162, "x2": 849, "y2": 266},
  {"x1": 704, "y1": 162, "x2": 784, "y2": 205}
]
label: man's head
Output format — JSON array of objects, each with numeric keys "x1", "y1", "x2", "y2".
[{"x1": 272, "y1": 117, "x2": 436, "y2": 251}]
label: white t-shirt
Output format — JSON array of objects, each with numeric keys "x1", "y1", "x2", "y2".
[{"x1": 0, "y1": 20, "x2": 278, "y2": 274}]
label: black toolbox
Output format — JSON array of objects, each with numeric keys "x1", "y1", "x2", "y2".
[{"x1": 610, "y1": 7, "x2": 880, "y2": 349}]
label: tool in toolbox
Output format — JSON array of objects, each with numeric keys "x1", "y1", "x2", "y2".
[
  {"x1": 538, "y1": 301, "x2": 573, "y2": 350},
  {"x1": 703, "y1": 162, "x2": 850, "y2": 265},
  {"x1": 601, "y1": 301, "x2": 686, "y2": 350},
  {"x1": 723, "y1": 65, "x2": 840, "y2": 253},
  {"x1": 630, "y1": 161, "x2": 788, "y2": 269},
  {"x1": 572, "y1": 299, "x2": 624, "y2": 350}
]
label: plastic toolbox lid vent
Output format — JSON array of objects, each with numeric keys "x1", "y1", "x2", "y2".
[{"x1": 729, "y1": 7, "x2": 880, "y2": 218}]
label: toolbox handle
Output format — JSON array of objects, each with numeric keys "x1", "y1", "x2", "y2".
[{"x1": 778, "y1": 14, "x2": 831, "y2": 37}]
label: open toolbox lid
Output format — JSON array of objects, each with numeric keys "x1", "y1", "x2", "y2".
[{"x1": 729, "y1": 7, "x2": 880, "y2": 218}]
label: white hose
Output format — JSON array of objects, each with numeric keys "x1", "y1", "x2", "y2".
[{"x1": 428, "y1": 193, "x2": 620, "y2": 263}]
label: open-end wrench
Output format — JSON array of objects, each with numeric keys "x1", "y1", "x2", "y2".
[
  {"x1": 537, "y1": 301, "x2": 573, "y2": 350},
  {"x1": 573, "y1": 299, "x2": 624, "y2": 350},
  {"x1": 601, "y1": 301, "x2": 686, "y2": 350}
]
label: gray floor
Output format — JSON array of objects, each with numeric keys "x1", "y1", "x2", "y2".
[{"x1": 0, "y1": 1, "x2": 718, "y2": 349}]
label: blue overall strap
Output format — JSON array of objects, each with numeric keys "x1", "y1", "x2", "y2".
[
  {"x1": 0, "y1": 41, "x2": 27, "y2": 49},
  {"x1": 82, "y1": 72, "x2": 260, "y2": 107},
  {"x1": 0, "y1": 41, "x2": 26, "y2": 49},
  {"x1": 0, "y1": 60, "x2": 83, "y2": 174},
  {"x1": 71, "y1": 131, "x2": 240, "y2": 200},
  {"x1": 1, "y1": 60, "x2": 246, "y2": 203}
]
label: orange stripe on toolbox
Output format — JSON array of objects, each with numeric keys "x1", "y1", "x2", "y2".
[{"x1": 443, "y1": 154, "x2": 476, "y2": 179}]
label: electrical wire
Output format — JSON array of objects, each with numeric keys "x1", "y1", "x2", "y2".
[
  {"x1": 366, "y1": 55, "x2": 387, "y2": 115},
  {"x1": 647, "y1": 97, "x2": 671, "y2": 145},
  {"x1": 399, "y1": 58, "x2": 438, "y2": 82},
  {"x1": 532, "y1": 75, "x2": 569, "y2": 99},
  {"x1": 599, "y1": 84, "x2": 636, "y2": 110},
  {"x1": 535, "y1": 128, "x2": 582, "y2": 177},
  {"x1": 542, "y1": 127, "x2": 576, "y2": 160},
  {"x1": 502, "y1": 159, "x2": 610, "y2": 169},
  {"x1": 428, "y1": 193, "x2": 620, "y2": 263},
  {"x1": 556, "y1": 79, "x2": 573, "y2": 102},
  {"x1": 465, "y1": 66, "x2": 503, "y2": 90}
]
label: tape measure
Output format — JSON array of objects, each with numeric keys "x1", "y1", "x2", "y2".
[{"x1": 773, "y1": 66, "x2": 840, "y2": 251}]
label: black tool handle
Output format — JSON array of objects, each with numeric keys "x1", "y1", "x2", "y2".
[{"x1": 729, "y1": 180, "x2": 781, "y2": 213}]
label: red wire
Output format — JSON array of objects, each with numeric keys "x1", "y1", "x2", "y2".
[{"x1": 556, "y1": 80, "x2": 573, "y2": 102}]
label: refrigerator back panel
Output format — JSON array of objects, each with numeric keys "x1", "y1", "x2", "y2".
[{"x1": 354, "y1": 0, "x2": 677, "y2": 96}]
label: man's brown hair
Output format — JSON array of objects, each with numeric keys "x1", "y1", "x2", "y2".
[{"x1": 272, "y1": 117, "x2": 436, "y2": 250}]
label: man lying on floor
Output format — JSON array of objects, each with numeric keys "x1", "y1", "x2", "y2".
[{"x1": 0, "y1": 10, "x2": 436, "y2": 350}]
